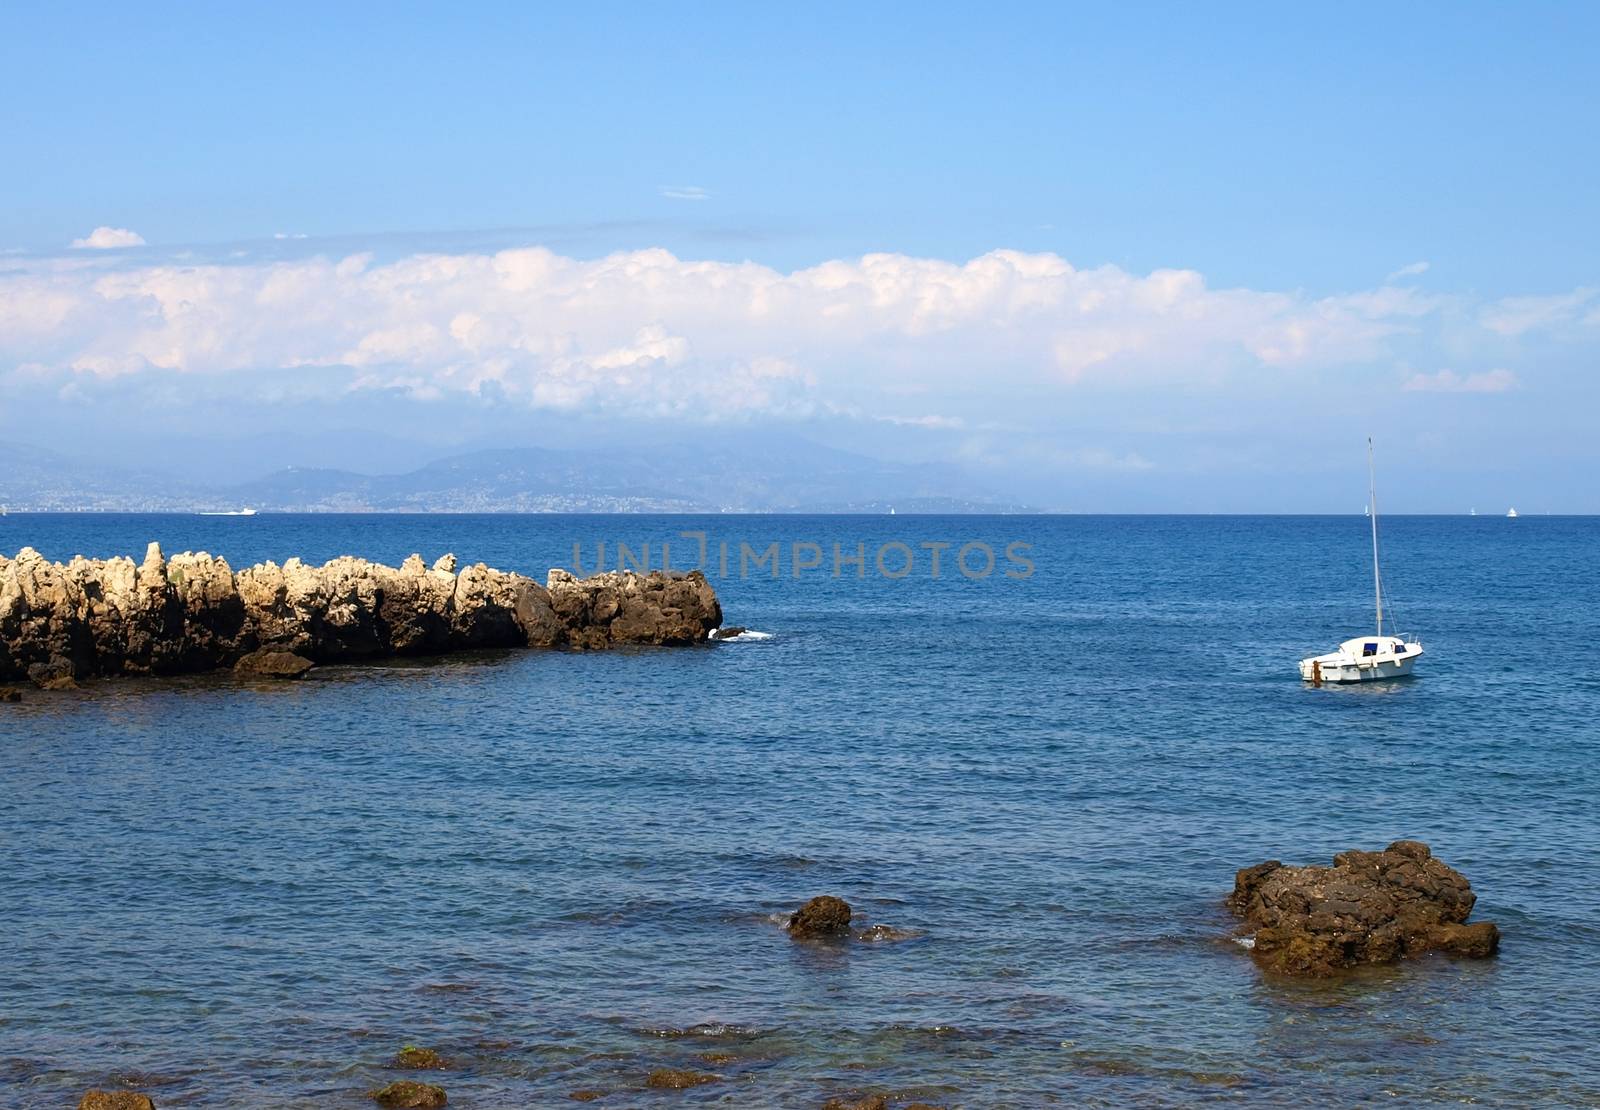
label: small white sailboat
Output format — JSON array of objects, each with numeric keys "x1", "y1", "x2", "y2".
[
  {"x1": 1506, "y1": 507, "x2": 1518, "y2": 518},
  {"x1": 199, "y1": 507, "x2": 258, "y2": 517},
  {"x1": 1299, "y1": 439, "x2": 1423, "y2": 685}
]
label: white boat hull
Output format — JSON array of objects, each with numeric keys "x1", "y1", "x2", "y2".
[
  {"x1": 1300, "y1": 653, "x2": 1418, "y2": 684},
  {"x1": 1300, "y1": 637, "x2": 1423, "y2": 684}
]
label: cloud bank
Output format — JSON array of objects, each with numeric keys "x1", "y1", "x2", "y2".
[{"x1": 0, "y1": 243, "x2": 1585, "y2": 424}]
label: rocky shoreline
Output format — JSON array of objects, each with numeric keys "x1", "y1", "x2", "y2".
[{"x1": 0, "y1": 545, "x2": 723, "y2": 688}]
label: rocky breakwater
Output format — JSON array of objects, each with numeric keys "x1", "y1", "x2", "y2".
[
  {"x1": 0, "y1": 545, "x2": 723, "y2": 686},
  {"x1": 1228, "y1": 840, "x2": 1500, "y2": 976}
]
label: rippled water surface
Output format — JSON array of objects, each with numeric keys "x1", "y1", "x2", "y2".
[{"x1": 3, "y1": 514, "x2": 1598, "y2": 1107}]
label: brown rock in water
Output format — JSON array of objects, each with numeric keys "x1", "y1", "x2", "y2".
[
  {"x1": 78, "y1": 1093, "x2": 156, "y2": 1110},
  {"x1": 391, "y1": 1045, "x2": 447, "y2": 1070},
  {"x1": 788, "y1": 895, "x2": 852, "y2": 938},
  {"x1": 855, "y1": 923, "x2": 919, "y2": 943},
  {"x1": 234, "y1": 649, "x2": 314, "y2": 679},
  {"x1": 0, "y1": 686, "x2": 21, "y2": 702},
  {"x1": 821, "y1": 1095, "x2": 888, "y2": 1110},
  {"x1": 1228, "y1": 840, "x2": 1500, "y2": 976},
  {"x1": 27, "y1": 657, "x2": 77, "y2": 690},
  {"x1": 713, "y1": 626, "x2": 747, "y2": 639},
  {"x1": 546, "y1": 569, "x2": 722, "y2": 647},
  {"x1": 0, "y1": 547, "x2": 723, "y2": 683},
  {"x1": 371, "y1": 1080, "x2": 447, "y2": 1108},
  {"x1": 568, "y1": 1091, "x2": 605, "y2": 1102},
  {"x1": 645, "y1": 1068, "x2": 720, "y2": 1089}
]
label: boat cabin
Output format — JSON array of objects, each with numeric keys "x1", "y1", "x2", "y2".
[{"x1": 1340, "y1": 636, "x2": 1412, "y2": 658}]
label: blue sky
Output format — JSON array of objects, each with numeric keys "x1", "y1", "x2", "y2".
[{"x1": 1, "y1": 3, "x2": 1597, "y2": 509}]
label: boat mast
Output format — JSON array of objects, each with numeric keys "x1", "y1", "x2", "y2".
[{"x1": 1368, "y1": 436, "x2": 1383, "y2": 636}]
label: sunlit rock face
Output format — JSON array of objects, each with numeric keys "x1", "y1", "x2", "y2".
[{"x1": 0, "y1": 545, "x2": 722, "y2": 684}]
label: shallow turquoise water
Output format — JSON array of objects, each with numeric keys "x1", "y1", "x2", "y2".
[{"x1": 2, "y1": 514, "x2": 1597, "y2": 1106}]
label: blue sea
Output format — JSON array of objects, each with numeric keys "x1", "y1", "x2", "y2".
[{"x1": 3, "y1": 514, "x2": 1598, "y2": 1107}]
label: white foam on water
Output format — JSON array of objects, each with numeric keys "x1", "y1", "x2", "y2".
[
  {"x1": 714, "y1": 629, "x2": 773, "y2": 642},
  {"x1": 1234, "y1": 935, "x2": 1256, "y2": 950}
]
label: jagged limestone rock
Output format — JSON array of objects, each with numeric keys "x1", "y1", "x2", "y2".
[{"x1": 0, "y1": 549, "x2": 722, "y2": 682}]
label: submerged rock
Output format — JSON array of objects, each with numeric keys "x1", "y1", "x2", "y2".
[
  {"x1": 77, "y1": 1094, "x2": 156, "y2": 1110},
  {"x1": 712, "y1": 626, "x2": 747, "y2": 640},
  {"x1": 645, "y1": 1068, "x2": 720, "y2": 1089},
  {"x1": 234, "y1": 649, "x2": 314, "y2": 679},
  {"x1": 821, "y1": 1095, "x2": 888, "y2": 1110},
  {"x1": 1227, "y1": 840, "x2": 1500, "y2": 976},
  {"x1": 0, "y1": 686, "x2": 21, "y2": 702},
  {"x1": 371, "y1": 1080, "x2": 447, "y2": 1108},
  {"x1": 0, "y1": 547, "x2": 723, "y2": 683},
  {"x1": 787, "y1": 895, "x2": 853, "y2": 939},
  {"x1": 391, "y1": 1045, "x2": 448, "y2": 1070}
]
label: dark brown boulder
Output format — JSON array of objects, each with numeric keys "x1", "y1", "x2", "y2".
[
  {"x1": 713, "y1": 626, "x2": 747, "y2": 640},
  {"x1": 28, "y1": 657, "x2": 77, "y2": 690},
  {"x1": 645, "y1": 1068, "x2": 719, "y2": 1089},
  {"x1": 78, "y1": 1093, "x2": 156, "y2": 1110},
  {"x1": 371, "y1": 1080, "x2": 447, "y2": 1108},
  {"x1": 234, "y1": 649, "x2": 314, "y2": 679},
  {"x1": 546, "y1": 569, "x2": 722, "y2": 648},
  {"x1": 788, "y1": 895, "x2": 853, "y2": 938},
  {"x1": 1228, "y1": 840, "x2": 1499, "y2": 976}
]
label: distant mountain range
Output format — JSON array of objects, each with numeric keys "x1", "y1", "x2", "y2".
[{"x1": 0, "y1": 439, "x2": 1035, "y2": 513}]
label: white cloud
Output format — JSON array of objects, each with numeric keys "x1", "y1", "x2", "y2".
[
  {"x1": 69, "y1": 226, "x2": 146, "y2": 249},
  {"x1": 1385, "y1": 260, "x2": 1430, "y2": 282},
  {"x1": 876, "y1": 414, "x2": 966, "y2": 430},
  {"x1": 659, "y1": 185, "x2": 711, "y2": 201},
  {"x1": 0, "y1": 242, "x2": 1565, "y2": 423},
  {"x1": 1403, "y1": 369, "x2": 1520, "y2": 393},
  {"x1": 1479, "y1": 288, "x2": 1596, "y2": 336}
]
